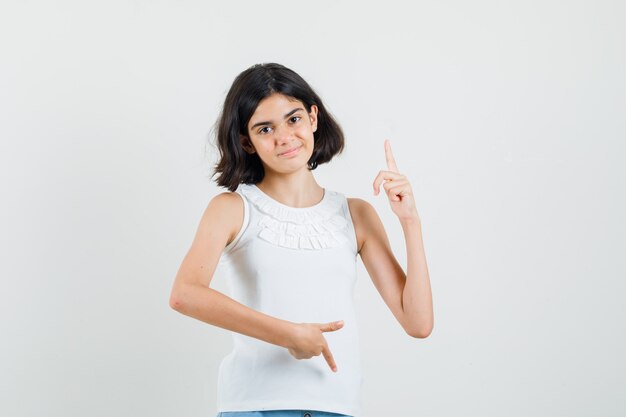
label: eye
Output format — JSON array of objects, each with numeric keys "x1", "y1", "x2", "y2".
[
  {"x1": 289, "y1": 116, "x2": 301, "y2": 123},
  {"x1": 258, "y1": 126, "x2": 272, "y2": 135}
]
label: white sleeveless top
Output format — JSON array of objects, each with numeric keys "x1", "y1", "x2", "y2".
[{"x1": 216, "y1": 183, "x2": 364, "y2": 417}]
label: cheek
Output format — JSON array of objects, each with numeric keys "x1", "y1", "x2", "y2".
[
  {"x1": 296, "y1": 123, "x2": 314, "y2": 137},
  {"x1": 259, "y1": 141, "x2": 276, "y2": 154}
]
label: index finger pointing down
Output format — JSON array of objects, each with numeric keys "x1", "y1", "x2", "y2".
[{"x1": 322, "y1": 345, "x2": 338, "y2": 372}]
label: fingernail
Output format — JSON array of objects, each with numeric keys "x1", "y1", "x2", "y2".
[{"x1": 338, "y1": 320, "x2": 344, "y2": 325}]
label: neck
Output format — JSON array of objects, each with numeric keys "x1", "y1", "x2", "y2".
[{"x1": 255, "y1": 172, "x2": 324, "y2": 209}]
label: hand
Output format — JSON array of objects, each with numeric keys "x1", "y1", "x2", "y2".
[
  {"x1": 373, "y1": 139, "x2": 420, "y2": 221},
  {"x1": 286, "y1": 320, "x2": 344, "y2": 372}
]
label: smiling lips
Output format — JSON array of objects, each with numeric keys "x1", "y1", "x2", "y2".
[{"x1": 278, "y1": 145, "x2": 302, "y2": 157}]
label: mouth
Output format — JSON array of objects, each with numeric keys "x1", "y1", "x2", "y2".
[{"x1": 278, "y1": 145, "x2": 302, "y2": 157}]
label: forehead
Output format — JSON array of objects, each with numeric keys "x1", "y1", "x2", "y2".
[{"x1": 250, "y1": 93, "x2": 304, "y2": 119}]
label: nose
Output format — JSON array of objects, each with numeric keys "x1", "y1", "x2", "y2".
[{"x1": 274, "y1": 119, "x2": 294, "y2": 143}]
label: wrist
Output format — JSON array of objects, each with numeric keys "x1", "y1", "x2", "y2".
[
  {"x1": 400, "y1": 214, "x2": 421, "y2": 226},
  {"x1": 277, "y1": 320, "x2": 299, "y2": 349}
]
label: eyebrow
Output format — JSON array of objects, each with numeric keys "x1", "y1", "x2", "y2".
[{"x1": 250, "y1": 108, "x2": 304, "y2": 129}]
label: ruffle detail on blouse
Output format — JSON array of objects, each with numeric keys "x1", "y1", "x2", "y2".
[{"x1": 240, "y1": 184, "x2": 349, "y2": 250}]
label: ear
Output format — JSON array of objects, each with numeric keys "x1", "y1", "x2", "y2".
[
  {"x1": 309, "y1": 104, "x2": 319, "y2": 133},
  {"x1": 240, "y1": 134, "x2": 256, "y2": 154}
]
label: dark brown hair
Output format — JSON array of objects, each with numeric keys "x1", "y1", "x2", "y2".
[{"x1": 210, "y1": 63, "x2": 345, "y2": 191}]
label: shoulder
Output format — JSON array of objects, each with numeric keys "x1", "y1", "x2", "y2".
[
  {"x1": 206, "y1": 190, "x2": 245, "y2": 246},
  {"x1": 208, "y1": 190, "x2": 243, "y2": 213},
  {"x1": 346, "y1": 197, "x2": 381, "y2": 253},
  {"x1": 212, "y1": 189, "x2": 242, "y2": 204},
  {"x1": 347, "y1": 197, "x2": 377, "y2": 218}
]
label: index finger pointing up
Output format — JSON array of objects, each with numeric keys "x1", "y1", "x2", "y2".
[{"x1": 385, "y1": 139, "x2": 399, "y2": 173}]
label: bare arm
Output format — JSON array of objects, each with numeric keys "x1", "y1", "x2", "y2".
[
  {"x1": 169, "y1": 192, "x2": 343, "y2": 371},
  {"x1": 171, "y1": 284, "x2": 297, "y2": 348},
  {"x1": 399, "y1": 216, "x2": 433, "y2": 338},
  {"x1": 169, "y1": 192, "x2": 295, "y2": 347},
  {"x1": 363, "y1": 139, "x2": 433, "y2": 338}
]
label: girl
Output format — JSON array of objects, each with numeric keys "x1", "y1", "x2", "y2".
[{"x1": 169, "y1": 63, "x2": 433, "y2": 417}]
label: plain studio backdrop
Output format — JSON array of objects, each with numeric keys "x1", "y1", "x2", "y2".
[{"x1": 1, "y1": 1, "x2": 624, "y2": 416}]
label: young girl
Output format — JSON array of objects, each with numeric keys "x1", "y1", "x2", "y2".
[{"x1": 169, "y1": 63, "x2": 433, "y2": 417}]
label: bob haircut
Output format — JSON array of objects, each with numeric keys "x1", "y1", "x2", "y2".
[{"x1": 211, "y1": 62, "x2": 345, "y2": 192}]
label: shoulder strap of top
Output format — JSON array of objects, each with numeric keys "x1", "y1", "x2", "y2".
[{"x1": 222, "y1": 188, "x2": 250, "y2": 254}]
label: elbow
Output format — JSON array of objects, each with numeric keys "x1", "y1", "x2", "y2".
[
  {"x1": 169, "y1": 289, "x2": 186, "y2": 312},
  {"x1": 405, "y1": 324, "x2": 433, "y2": 339},
  {"x1": 169, "y1": 282, "x2": 207, "y2": 313}
]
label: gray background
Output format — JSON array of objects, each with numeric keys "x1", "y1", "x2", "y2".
[{"x1": 1, "y1": 1, "x2": 625, "y2": 416}]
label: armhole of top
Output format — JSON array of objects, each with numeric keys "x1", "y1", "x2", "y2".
[
  {"x1": 344, "y1": 197, "x2": 358, "y2": 256},
  {"x1": 223, "y1": 191, "x2": 249, "y2": 254}
]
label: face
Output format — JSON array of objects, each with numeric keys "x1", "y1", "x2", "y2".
[{"x1": 242, "y1": 93, "x2": 318, "y2": 175}]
